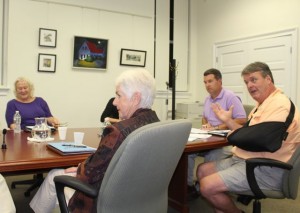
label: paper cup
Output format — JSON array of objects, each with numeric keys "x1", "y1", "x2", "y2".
[
  {"x1": 74, "y1": 132, "x2": 84, "y2": 145},
  {"x1": 58, "y1": 126, "x2": 67, "y2": 140}
]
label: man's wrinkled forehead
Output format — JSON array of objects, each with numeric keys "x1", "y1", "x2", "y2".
[{"x1": 243, "y1": 71, "x2": 262, "y2": 78}]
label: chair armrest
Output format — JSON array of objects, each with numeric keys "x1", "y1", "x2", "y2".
[
  {"x1": 245, "y1": 158, "x2": 293, "y2": 199},
  {"x1": 54, "y1": 175, "x2": 98, "y2": 213}
]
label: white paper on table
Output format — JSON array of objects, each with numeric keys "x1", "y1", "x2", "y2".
[
  {"x1": 190, "y1": 128, "x2": 208, "y2": 134},
  {"x1": 188, "y1": 133, "x2": 211, "y2": 141}
]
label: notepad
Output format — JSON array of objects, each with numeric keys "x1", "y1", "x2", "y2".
[{"x1": 47, "y1": 142, "x2": 96, "y2": 155}]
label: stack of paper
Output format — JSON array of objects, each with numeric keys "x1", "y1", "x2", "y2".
[
  {"x1": 191, "y1": 128, "x2": 208, "y2": 134},
  {"x1": 188, "y1": 128, "x2": 230, "y2": 141},
  {"x1": 188, "y1": 133, "x2": 211, "y2": 141},
  {"x1": 188, "y1": 128, "x2": 211, "y2": 141}
]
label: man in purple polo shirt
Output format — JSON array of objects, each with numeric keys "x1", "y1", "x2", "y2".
[
  {"x1": 202, "y1": 68, "x2": 246, "y2": 130},
  {"x1": 188, "y1": 68, "x2": 247, "y2": 200}
]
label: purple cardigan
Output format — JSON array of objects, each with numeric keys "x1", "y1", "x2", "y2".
[{"x1": 5, "y1": 97, "x2": 53, "y2": 129}]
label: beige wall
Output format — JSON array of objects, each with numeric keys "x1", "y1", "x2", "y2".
[
  {"x1": 1, "y1": 0, "x2": 300, "y2": 129},
  {"x1": 193, "y1": 0, "x2": 300, "y2": 107},
  {"x1": 0, "y1": 0, "x2": 155, "y2": 128}
]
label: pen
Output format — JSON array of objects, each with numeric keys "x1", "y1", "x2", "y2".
[
  {"x1": 58, "y1": 122, "x2": 68, "y2": 127},
  {"x1": 62, "y1": 144, "x2": 86, "y2": 148}
]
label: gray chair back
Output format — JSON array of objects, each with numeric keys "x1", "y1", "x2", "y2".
[
  {"x1": 283, "y1": 146, "x2": 300, "y2": 199},
  {"x1": 97, "y1": 119, "x2": 192, "y2": 213},
  {"x1": 260, "y1": 146, "x2": 300, "y2": 199},
  {"x1": 243, "y1": 104, "x2": 254, "y2": 117}
]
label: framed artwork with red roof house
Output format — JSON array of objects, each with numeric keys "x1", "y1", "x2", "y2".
[{"x1": 73, "y1": 36, "x2": 109, "y2": 70}]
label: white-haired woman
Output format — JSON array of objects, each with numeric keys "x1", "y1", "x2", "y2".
[{"x1": 30, "y1": 68, "x2": 159, "y2": 213}]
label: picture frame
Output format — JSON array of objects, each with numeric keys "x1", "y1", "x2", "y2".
[
  {"x1": 120, "y1": 48, "x2": 147, "y2": 67},
  {"x1": 38, "y1": 53, "x2": 56, "y2": 72},
  {"x1": 73, "y1": 36, "x2": 109, "y2": 70},
  {"x1": 39, "y1": 28, "x2": 57, "y2": 47}
]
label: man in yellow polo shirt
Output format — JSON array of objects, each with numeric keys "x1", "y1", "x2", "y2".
[{"x1": 197, "y1": 61, "x2": 300, "y2": 213}]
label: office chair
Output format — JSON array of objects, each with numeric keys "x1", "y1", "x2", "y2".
[
  {"x1": 54, "y1": 119, "x2": 192, "y2": 213},
  {"x1": 238, "y1": 146, "x2": 300, "y2": 213},
  {"x1": 243, "y1": 104, "x2": 254, "y2": 117},
  {"x1": 11, "y1": 173, "x2": 44, "y2": 197}
]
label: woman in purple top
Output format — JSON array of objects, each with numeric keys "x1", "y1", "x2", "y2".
[{"x1": 5, "y1": 77, "x2": 60, "y2": 130}]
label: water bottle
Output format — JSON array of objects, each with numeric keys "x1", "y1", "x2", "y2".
[{"x1": 13, "y1": 111, "x2": 22, "y2": 133}]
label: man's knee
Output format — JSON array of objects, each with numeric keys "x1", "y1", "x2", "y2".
[
  {"x1": 197, "y1": 161, "x2": 215, "y2": 180},
  {"x1": 199, "y1": 177, "x2": 215, "y2": 198}
]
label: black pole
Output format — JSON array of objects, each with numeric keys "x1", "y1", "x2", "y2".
[{"x1": 171, "y1": 59, "x2": 176, "y2": 120}]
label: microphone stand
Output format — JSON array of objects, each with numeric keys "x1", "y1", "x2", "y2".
[
  {"x1": 2, "y1": 129, "x2": 7, "y2": 149},
  {"x1": 165, "y1": 82, "x2": 169, "y2": 120}
]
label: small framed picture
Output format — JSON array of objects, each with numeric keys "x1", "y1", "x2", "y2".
[
  {"x1": 38, "y1": 53, "x2": 56, "y2": 72},
  {"x1": 39, "y1": 28, "x2": 57, "y2": 47},
  {"x1": 120, "y1": 48, "x2": 147, "y2": 67}
]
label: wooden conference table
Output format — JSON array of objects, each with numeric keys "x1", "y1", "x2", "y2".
[
  {"x1": 0, "y1": 127, "x2": 227, "y2": 213},
  {"x1": 0, "y1": 128, "x2": 100, "y2": 174},
  {"x1": 168, "y1": 135, "x2": 228, "y2": 213}
]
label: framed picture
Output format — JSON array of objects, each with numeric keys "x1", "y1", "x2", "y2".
[
  {"x1": 120, "y1": 48, "x2": 147, "y2": 67},
  {"x1": 39, "y1": 28, "x2": 57, "y2": 47},
  {"x1": 38, "y1": 53, "x2": 56, "y2": 72},
  {"x1": 73, "y1": 36, "x2": 109, "y2": 70}
]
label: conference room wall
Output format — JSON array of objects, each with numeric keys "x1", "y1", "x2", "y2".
[
  {"x1": 192, "y1": 0, "x2": 300, "y2": 108},
  {"x1": 0, "y1": 0, "x2": 157, "y2": 129},
  {"x1": 1, "y1": 0, "x2": 300, "y2": 129}
]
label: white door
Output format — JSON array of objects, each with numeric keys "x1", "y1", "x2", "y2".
[{"x1": 214, "y1": 29, "x2": 297, "y2": 105}]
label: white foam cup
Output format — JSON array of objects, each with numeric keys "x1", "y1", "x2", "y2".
[
  {"x1": 58, "y1": 126, "x2": 67, "y2": 140},
  {"x1": 74, "y1": 132, "x2": 84, "y2": 145}
]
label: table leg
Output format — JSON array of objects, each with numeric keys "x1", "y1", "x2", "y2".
[{"x1": 168, "y1": 153, "x2": 189, "y2": 213}]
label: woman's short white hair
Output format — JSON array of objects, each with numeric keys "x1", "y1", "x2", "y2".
[{"x1": 115, "y1": 68, "x2": 156, "y2": 108}]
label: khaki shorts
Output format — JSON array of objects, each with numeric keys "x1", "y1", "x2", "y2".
[{"x1": 215, "y1": 156, "x2": 284, "y2": 193}]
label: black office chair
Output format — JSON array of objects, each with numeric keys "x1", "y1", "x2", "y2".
[
  {"x1": 238, "y1": 146, "x2": 300, "y2": 213},
  {"x1": 11, "y1": 173, "x2": 44, "y2": 197}
]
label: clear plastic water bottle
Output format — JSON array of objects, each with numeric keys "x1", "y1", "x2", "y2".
[{"x1": 13, "y1": 111, "x2": 22, "y2": 133}]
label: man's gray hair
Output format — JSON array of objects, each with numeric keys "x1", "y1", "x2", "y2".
[{"x1": 242, "y1": 61, "x2": 274, "y2": 83}]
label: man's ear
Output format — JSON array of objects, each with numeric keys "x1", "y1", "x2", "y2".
[{"x1": 266, "y1": 75, "x2": 272, "y2": 84}]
